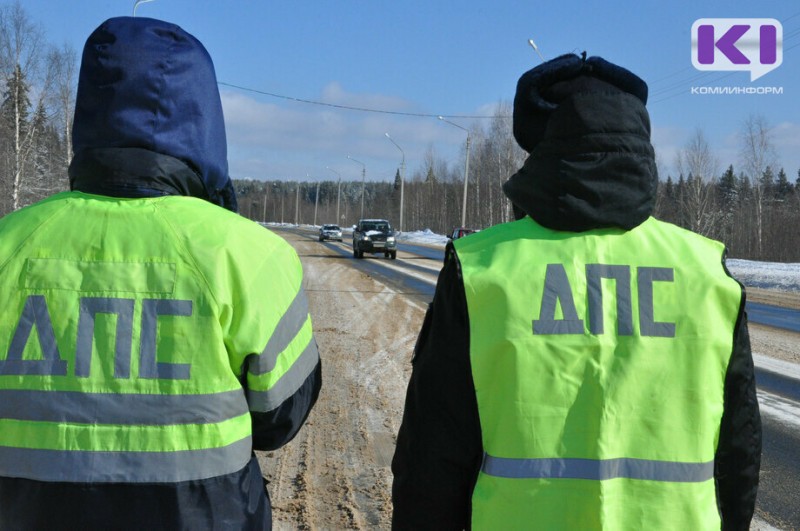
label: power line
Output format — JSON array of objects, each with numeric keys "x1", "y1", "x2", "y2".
[
  {"x1": 649, "y1": 66, "x2": 694, "y2": 85},
  {"x1": 781, "y1": 10, "x2": 800, "y2": 23},
  {"x1": 650, "y1": 70, "x2": 721, "y2": 97},
  {"x1": 217, "y1": 81, "x2": 497, "y2": 119},
  {"x1": 650, "y1": 71, "x2": 738, "y2": 104}
]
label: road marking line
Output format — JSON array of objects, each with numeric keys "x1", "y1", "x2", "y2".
[
  {"x1": 753, "y1": 353, "x2": 800, "y2": 381},
  {"x1": 360, "y1": 258, "x2": 440, "y2": 287},
  {"x1": 757, "y1": 390, "x2": 800, "y2": 429}
]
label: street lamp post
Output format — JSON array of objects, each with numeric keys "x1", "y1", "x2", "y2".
[
  {"x1": 326, "y1": 166, "x2": 342, "y2": 225},
  {"x1": 438, "y1": 116, "x2": 471, "y2": 228},
  {"x1": 313, "y1": 179, "x2": 320, "y2": 226},
  {"x1": 347, "y1": 155, "x2": 366, "y2": 220},
  {"x1": 294, "y1": 183, "x2": 300, "y2": 225},
  {"x1": 385, "y1": 132, "x2": 405, "y2": 233}
]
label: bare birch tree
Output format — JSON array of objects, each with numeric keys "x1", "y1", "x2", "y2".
[
  {"x1": 738, "y1": 113, "x2": 777, "y2": 258},
  {"x1": 675, "y1": 128, "x2": 720, "y2": 237},
  {"x1": 490, "y1": 103, "x2": 524, "y2": 224},
  {"x1": 0, "y1": 1, "x2": 47, "y2": 211},
  {"x1": 47, "y1": 42, "x2": 77, "y2": 167}
]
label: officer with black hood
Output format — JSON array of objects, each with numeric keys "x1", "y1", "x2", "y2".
[
  {"x1": 392, "y1": 53, "x2": 760, "y2": 530},
  {"x1": 0, "y1": 17, "x2": 320, "y2": 530}
]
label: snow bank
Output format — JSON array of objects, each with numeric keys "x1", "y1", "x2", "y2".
[
  {"x1": 726, "y1": 259, "x2": 800, "y2": 292},
  {"x1": 396, "y1": 229, "x2": 448, "y2": 247}
]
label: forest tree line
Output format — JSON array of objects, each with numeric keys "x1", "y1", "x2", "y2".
[
  {"x1": 1, "y1": 1, "x2": 798, "y2": 262},
  {"x1": 234, "y1": 115, "x2": 800, "y2": 262}
]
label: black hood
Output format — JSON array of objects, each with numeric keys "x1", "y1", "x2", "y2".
[{"x1": 504, "y1": 54, "x2": 657, "y2": 232}]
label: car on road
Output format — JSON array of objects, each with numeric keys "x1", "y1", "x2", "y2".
[
  {"x1": 448, "y1": 227, "x2": 479, "y2": 243},
  {"x1": 352, "y1": 218, "x2": 396, "y2": 259},
  {"x1": 319, "y1": 224, "x2": 343, "y2": 242}
]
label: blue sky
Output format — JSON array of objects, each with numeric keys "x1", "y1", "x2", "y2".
[{"x1": 24, "y1": 0, "x2": 800, "y2": 184}]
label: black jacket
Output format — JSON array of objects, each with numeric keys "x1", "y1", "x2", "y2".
[{"x1": 392, "y1": 68, "x2": 761, "y2": 530}]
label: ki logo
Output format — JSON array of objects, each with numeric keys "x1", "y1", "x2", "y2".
[{"x1": 691, "y1": 18, "x2": 783, "y2": 81}]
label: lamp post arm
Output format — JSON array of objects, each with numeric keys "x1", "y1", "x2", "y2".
[
  {"x1": 437, "y1": 117, "x2": 471, "y2": 228},
  {"x1": 327, "y1": 166, "x2": 343, "y2": 225},
  {"x1": 347, "y1": 156, "x2": 366, "y2": 220},
  {"x1": 385, "y1": 133, "x2": 406, "y2": 232}
]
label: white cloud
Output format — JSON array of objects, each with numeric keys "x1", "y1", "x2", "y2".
[
  {"x1": 773, "y1": 122, "x2": 800, "y2": 148},
  {"x1": 320, "y1": 82, "x2": 413, "y2": 112},
  {"x1": 773, "y1": 122, "x2": 800, "y2": 175},
  {"x1": 651, "y1": 125, "x2": 684, "y2": 178},
  {"x1": 220, "y1": 84, "x2": 479, "y2": 181},
  {"x1": 650, "y1": 121, "x2": 800, "y2": 179}
]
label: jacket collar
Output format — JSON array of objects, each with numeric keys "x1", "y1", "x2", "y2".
[{"x1": 69, "y1": 147, "x2": 209, "y2": 201}]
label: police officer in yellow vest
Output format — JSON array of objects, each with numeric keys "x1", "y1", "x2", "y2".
[
  {"x1": 392, "y1": 53, "x2": 761, "y2": 530},
  {"x1": 0, "y1": 17, "x2": 321, "y2": 529}
]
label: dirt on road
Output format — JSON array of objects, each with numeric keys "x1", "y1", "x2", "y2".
[
  {"x1": 259, "y1": 228, "x2": 799, "y2": 530},
  {"x1": 257, "y1": 232, "x2": 425, "y2": 530}
]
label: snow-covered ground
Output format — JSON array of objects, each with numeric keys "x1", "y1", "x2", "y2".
[
  {"x1": 395, "y1": 228, "x2": 449, "y2": 246},
  {"x1": 727, "y1": 259, "x2": 800, "y2": 293}
]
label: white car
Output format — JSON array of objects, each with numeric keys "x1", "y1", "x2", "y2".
[{"x1": 319, "y1": 224, "x2": 343, "y2": 242}]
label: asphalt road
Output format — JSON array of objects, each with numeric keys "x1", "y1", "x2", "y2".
[{"x1": 756, "y1": 395, "x2": 800, "y2": 529}]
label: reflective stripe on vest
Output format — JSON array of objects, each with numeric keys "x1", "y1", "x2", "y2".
[
  {"x1": 250, "y1": 290, "x2": 312, "y2": 373},
  {"x1": 247, "y1": 338, "x2": 319, "y2": 412},
  {"x1": 0, "y1": 388, "x2": 248, "y2": 424},
  {"x1": 482, "y1": 454, "x2": 714, "y2": 482},
  {"x1": 245, "y1": 288, "x2": 320, "y2": 413},
  {"x1": 0, "y1": 438, "x2": 252, "y2": 483},
  {"x1": 456, "y1": 216, "x2": 741, "y2": 530}
]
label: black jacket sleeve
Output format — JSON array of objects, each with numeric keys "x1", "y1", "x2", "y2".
[
  {"x1": 392, "y1": 245, "x2": 483, "y2": 531},
  {"x1": 714, "y1": 293, "x2": 762, "y2": 531},
  {"x1": 251, "y1": 356, "x2": 322, "y2": 451}
]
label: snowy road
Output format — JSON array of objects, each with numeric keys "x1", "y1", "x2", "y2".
[{"x1": 266, "y1": 225, "x2": 800, "y2": 530}]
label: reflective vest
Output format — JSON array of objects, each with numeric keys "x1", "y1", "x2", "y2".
[
  {"x1": 0, "y1": 192, "x2": 317, "y2": 483},
  {"x1": 455, "y1": 216, "x2": 741, "y2": 530}
]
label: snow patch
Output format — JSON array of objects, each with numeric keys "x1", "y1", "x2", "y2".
[
  {"x1": 727, "y1": 259, "x2": 800, "y2": 292},
  {"x1": 396, "y1": 229, "x2": 448, "y2": 247}
]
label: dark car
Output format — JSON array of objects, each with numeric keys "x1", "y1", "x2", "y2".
[
  {"x1": 448, "y1": 227, "x2": 478, "y2": 243},
  {"x1": 352, "y1": 218, "x2": 396, "y2": 259},
  {"x1": 319, "y1": 224, "x2": 343, "y2": 242}
]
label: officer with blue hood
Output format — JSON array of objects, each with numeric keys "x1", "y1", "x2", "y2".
[
  {"x1": 0, "y1": 17, "x2": 321, "y2": 530},
  {"x1": 392, "y1": 53, "x2": 760, "y2": 530}
]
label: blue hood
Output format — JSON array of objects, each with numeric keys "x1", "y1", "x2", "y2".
[{"x1": 70, "y1": 16, "x2": 237, "y2": 211}]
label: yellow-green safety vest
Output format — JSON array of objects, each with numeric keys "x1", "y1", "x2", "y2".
[
  {"x1": 455, "y1": 216, "x2": 741, "y2": 530},
  {"x1": 0, "y1": 191, "x2": 318, "y2": 483}
]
